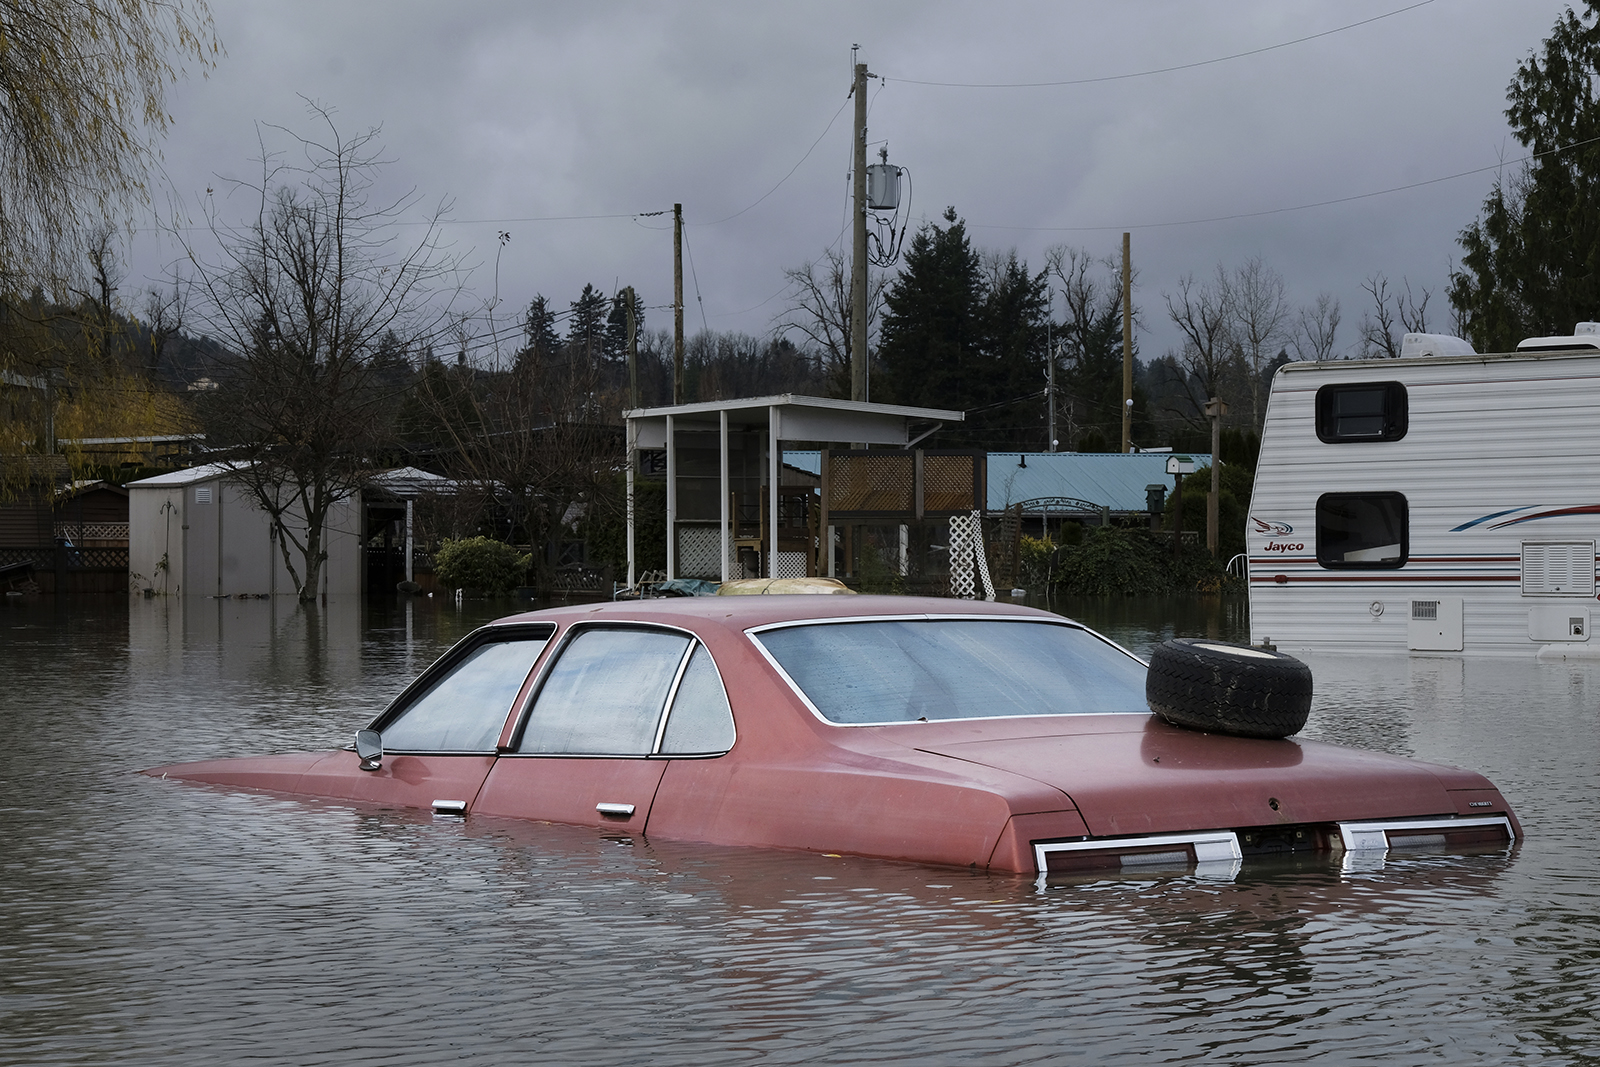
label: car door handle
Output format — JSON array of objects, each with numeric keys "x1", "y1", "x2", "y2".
[{"x1": 596, "y1": 802, "x2": 636, "y2": 817}]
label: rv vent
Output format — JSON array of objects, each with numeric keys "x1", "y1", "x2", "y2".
[
  {"x1": 1522, "y1": 541, "x2": 1597, "y2": 597},
  {"x1": 1411, "y1": 601, "x2": 1438, "y2": 621},
  {"x1": 194, "y1": 486, "x2": 212, "y2": 504}
]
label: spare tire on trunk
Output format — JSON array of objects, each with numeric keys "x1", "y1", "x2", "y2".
[{"x1": 1145, "y1": 638, "x2": 1312, "y2": 739}]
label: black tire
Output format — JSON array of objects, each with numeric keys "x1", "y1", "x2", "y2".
[{"x1": 1145, "y1": 638, "x2": 1313, "y2": 739}]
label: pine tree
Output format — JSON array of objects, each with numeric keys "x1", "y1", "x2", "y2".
[
  {"x1": 877, "y1": 208, "x2": 986, "y2": 415},
  {"x1": 566, "y1": 284, "x2": 608, "y2": 366},
  {"x1": 1451, "y1": 1, "x2": 1600, "y2": 351},
  {"x1": 518, "y1": 294, "x2": 559, "y2": 369}
]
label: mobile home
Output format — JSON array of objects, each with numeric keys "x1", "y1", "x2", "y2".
[{"x1": 1248, "y1": 329, "x2": 1600, "y2": 658}]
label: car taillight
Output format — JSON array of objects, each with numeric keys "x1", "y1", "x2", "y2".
[
  {"x1": 1034, "y1": 831, "x2": 1242, "y2": 877},
  {"x1": 1337, "y1": 815, "x2": 1514, "y2": 853}
]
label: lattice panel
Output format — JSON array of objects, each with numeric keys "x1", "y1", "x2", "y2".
[
  {"x1": 773, "y1": 551, "x2": 809, "y2": 580},
  {"x1": 922, "y1": 453, "x2": 980, "y2": 514},
  {"x1": 827, "y1": 452, "x2": 913, "y2": 515},
  {"x1": 54, "y1": 522, "x2": 129, "y2": 542},
  {"x1": 676, "y1": 526, "x2": 725, "y2": 579},
  {"x1": 947, "y1": 511, "x2": 994, "y2": 600}
]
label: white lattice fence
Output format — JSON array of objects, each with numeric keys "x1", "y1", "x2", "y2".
[
  {"x1": 675, "y1": 526, "x2": 724, "y2": 579},
  {"x1": 948, "y1": 510, "x2": 995, "y2": 600}
]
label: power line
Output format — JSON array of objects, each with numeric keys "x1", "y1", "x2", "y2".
[
  {"x1": 970, "y1": 133, "x2": 1600, "y2": 234},
  {"x1": 882, "y1": 0, "x2": 1437, "y2": 88},
  {"x1": 697, "y1": 99, "x2": 852, "y2": 226},
  {"x1": 679, "y1": 224, "x2": 710, "y2": 333}
]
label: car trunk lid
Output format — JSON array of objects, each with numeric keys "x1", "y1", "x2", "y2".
[{"x1": 917, "y1": 717, "x2": 1475, "y2": 837}]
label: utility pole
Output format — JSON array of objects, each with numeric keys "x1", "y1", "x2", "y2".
[
  {"x1": 1046, "y1": 323, "x2": 1056, "y2": 452},
  {"x1": 1205, "y1": 397, "x2": 1228, "y2": 557},
  {"x1": 1121, "y1": 231, "x2": 1133, "y2": 453},
  {"x1": 673, "y1": 203, "x2": 684, "y2": 405},
  {"x1": 625, "y1": 286, "x2": 639, "y2": 410},
  {"x1": 850, "y1": 57, "x2": 870, "y2": 403}
]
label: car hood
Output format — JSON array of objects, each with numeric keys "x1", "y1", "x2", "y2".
[{"x1": 916, "y1": 717, "x2": 1492, "y2": 837}]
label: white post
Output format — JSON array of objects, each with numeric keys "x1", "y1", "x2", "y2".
[
  {"x1": 625, "y1": 419, "x2": 637, "y2": 588},
  {"x1": 665, "y1": 414, "x2": 677, "y2": 580},
  {"x1": 719, "y1": 410, "x2": 730, "y2": 583},
  {"x1": 404, "y1": 498, "x2": 414, "y2": 584},
  {"x1": 768, "y1": 406, "x2": 779, "y2": 578}
]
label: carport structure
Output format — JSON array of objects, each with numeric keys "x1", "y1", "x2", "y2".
[{"x1": 624, "y1": 395, "x2": 964, "y2": 585}]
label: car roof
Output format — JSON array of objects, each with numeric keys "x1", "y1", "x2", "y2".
[{"x1": 489, "y1": 594, "x2": 1065, "y2": 635}]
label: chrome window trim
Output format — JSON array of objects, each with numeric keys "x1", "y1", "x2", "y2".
[
  {"x1": 744, "y1": 613, "x2": 1148, "y2": 729},
  {"x1": 503, "y1": 620, "x2": 736, "y2": 759},
  {"x1": 649, "y1": 642, "x2": 698, "y2": 755},
  {"x1": 370, "y1": 622, "x2": 557, "y2": 754},
  {"x1": 652, "y1": 641, "x2": 739, "y2": 758}
]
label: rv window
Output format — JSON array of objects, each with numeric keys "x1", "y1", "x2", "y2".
[
  {"x1": 1317, "y1": 493, "x2": 1408, "y2": 569},
  {"x1": 1315, "y1": 382, "x2": 1407, "y2": 442}
]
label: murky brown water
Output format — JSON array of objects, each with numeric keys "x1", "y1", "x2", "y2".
[{"x1": 3, "y1": 593, "x2": 1597, "y2": 1065}]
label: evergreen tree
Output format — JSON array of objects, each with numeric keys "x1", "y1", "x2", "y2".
[
  {"x1": 603, "y1": 289, "x2": 640, "y2": 363},
  {"x1": 517, "y1": 294, "x2": 559, "y2": 370},
  {"x1": 976, "y1": 252, "x2": 1050, "y2": 448},
  {"x1": 877, "y1": 208, "x2": 986, "y2": 416},
  {"x1": 567, "y1": 284, "x2": 608, "y2": 365},
  {"x1": 1451, "y1": 2, "x2": 1600, "y2": 351}
]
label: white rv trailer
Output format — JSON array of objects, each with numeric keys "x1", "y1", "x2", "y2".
[{"x1": 1247, "y1": 328, "x2": 1600, "y2": 658}]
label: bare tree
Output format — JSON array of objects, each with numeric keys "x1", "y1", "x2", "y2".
[
  {"x1": 1045, "y1": 245, "x2": 1137, "y2": 448},
  {"x1": 1358, "y1": 274, "x2": 1432, "y2": 358},
  {"x1": 1292, "y1": 293, "x2": 1342, "y2": 362},
  {"x1": 182, "y1": 103, "x2": 462, "y2": 601},
  {"x1": 1163, "y1": 267, "x2": 1236, "y2": 429},
  {"x1": 140, "y1": 277, "x2": 188, "y2": 381},
  {"x1": 1228, "y1": 257, "x2": 1289, "y2": 427},
  {"x1": 774, "y1": 247, "x2": 884, "y2": 396},
  {"x1": 418, "y1": 327, "x2": 622, "y2": 593}
]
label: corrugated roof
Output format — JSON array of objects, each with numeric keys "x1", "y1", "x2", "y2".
[
  {"x1": 125, "y1": 461, "x2": 242, "y2": 488},
  {"x1": 986, "y1": 452, "x2": 1211, "y2": 512}
]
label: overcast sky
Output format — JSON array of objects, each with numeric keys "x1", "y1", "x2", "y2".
[{"x1": 127, "y1": 0, "x2": 1574, "y2": 366}]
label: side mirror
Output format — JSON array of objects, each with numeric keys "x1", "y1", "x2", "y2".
[{"x1": 355, "y1": 729, "x2": 383, "y2": 771}]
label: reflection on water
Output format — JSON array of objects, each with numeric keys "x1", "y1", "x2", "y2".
[
  {"x1": 1043, "y1": 593, "x2": 1249, "y2": 656},
  {"x1": 2, "y1": 593, "x2": 1598, "y2": 1065}
]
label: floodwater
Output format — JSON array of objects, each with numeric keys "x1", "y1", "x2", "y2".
[{"x1": 2, "y1": 593, "x2": 1598, "y2": 1066}]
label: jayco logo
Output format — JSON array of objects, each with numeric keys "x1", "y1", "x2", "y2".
[
  {"x1": 1252, "y1": 517, "x2": 1293, "y2": 536},
  {"x1": 1263, "y1": 540, "x2": 1304, "y2": 553}
]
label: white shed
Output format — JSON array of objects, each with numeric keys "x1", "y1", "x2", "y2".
[{"x1": 127, "y1": 463, "x2": 362, "y2": 597}]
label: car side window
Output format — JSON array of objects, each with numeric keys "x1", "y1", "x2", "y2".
[
  {"x1": 380, "y1": 636, "x2": 549, "y2": 752},
  {"x1": 659, "y1": 644, "x2": 736, "y2": 755},
  {"x1": 518, "y1": 628, "x2": 692, "y2": 755}
]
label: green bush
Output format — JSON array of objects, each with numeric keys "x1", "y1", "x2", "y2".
[
  {"x1": 1051, "y1": 525, "x2": 1237, "y2": 596},
  {"x1": 434, "y1": 536, "x2": 531, "y2": 594}
]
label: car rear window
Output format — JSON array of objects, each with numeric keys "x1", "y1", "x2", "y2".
[{"x1": 753, "y1": 619, "x2": 1148, "y2": 725}]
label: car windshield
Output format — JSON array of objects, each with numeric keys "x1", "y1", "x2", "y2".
[{"x1": 753, "y1": 618, "x2": 1148, "y2": 725}]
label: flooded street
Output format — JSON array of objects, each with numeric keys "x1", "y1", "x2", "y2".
[{"x1": 3, "y1": 593, "x2": 1598, "y2": 1065}]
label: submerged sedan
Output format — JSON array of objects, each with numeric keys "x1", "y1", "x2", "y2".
[{"x1": 149, "y1": 597, "x2": 1520, "y2": 875}]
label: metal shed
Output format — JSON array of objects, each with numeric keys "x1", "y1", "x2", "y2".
[{"x1": 127, "y1": 463, "x2": 362, "y2": 597}]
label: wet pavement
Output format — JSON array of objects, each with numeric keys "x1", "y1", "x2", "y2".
[{"x1": 2, "y1": 593, "x2": 1597, "y2": 1065}]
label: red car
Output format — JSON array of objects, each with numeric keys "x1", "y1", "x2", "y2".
[{"x1": 149, "y1": 596, "x2": 1519, "y2": 875}]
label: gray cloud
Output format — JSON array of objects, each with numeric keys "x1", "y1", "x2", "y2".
[{"x1": 129, "y1": 0, "x2": 1570, "y2": 363}]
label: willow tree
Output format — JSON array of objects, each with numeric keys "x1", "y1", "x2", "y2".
[
  {"x1": 0, "y1": 0, "x2": 218, "y2": 294},
  {"x1": 185, "y1": 105, "x2": 462, "y2": 601}
]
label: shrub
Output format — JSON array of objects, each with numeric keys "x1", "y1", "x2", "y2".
[{"x1": 433, "y1": 536, "x2": 530, "y2": 594}]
